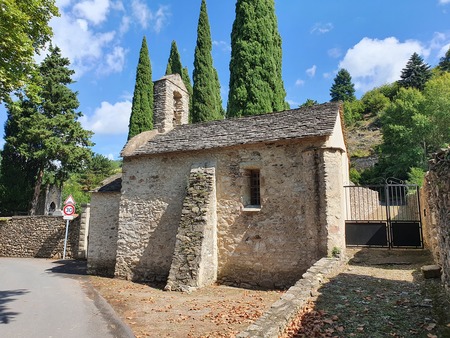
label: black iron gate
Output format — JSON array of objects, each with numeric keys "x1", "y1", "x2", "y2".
[{"x1": 345, "y1": 183, "x2": 423, "y2": 248}]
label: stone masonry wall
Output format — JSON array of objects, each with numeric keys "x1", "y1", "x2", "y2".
[
  {"x1": 422, "y1": 149, "x2": 450, "y2": 290},
  {"x1": 87, "y1": 192, "x2": 120, "y2": 276},
  {"x1": 0, "y1": 216, "x2": 80, "y2": 258},
  {"x1": 165, "y1": 166, "x2": 217, "y2": 292},
  {"x1": 116, "y1": 138, "x2": 347, "y2": 289}
]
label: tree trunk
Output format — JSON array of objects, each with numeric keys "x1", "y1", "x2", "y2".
[{"x1": 29, "y1": 167, "x2": 44, "y2": 216}]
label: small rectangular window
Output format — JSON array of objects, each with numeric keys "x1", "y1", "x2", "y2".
[{"x1": 249, "y1": 170, "x2": 260, "y2": 206}]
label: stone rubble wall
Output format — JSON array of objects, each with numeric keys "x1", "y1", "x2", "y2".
[
  {"x1": 0, "y1": 216, "x2": 80, "y2": 258},
  {"x1": 421, "y1": 148, "x2": 450, "y2": 290},
  {"x1": 115, "y1": 138, "x2": 347, "y2": 289},
  {"x1": 87, "y1": 193, "x2": 120, "y2": 277},
  {"x1": 165, "y1": 166, "x2": 218, "y2": 292},
  {"x1": 237, "y1": 257, "x2": 345, "y2": 338}
]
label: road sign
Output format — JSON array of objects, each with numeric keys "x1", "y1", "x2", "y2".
[
  {"x1": 63, "y1": 204, "x2": 75, "y2": 216},
  {"x1": 64, "y1": 195, "x2": 76, "y2": 205}
]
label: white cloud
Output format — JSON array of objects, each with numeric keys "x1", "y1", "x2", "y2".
[
  {"x1": 56, "y1": 0, "x2": 73, "y2": 9},
  {"x1": 306, "y1": 65, "x2": 317, "y2": 78},
  {"x1": 119, "y1": 16, "x2": 131, "y2": 35},
  {"x1": 153, "y1": 5, "x2": 170, "y2": 33},
  {"x1": 439, "y1": 43, "x2": 450, "y2": 57},
  {"x1": 81, "y1": 101, "x2": 132, "y2": 135},
  {"x1": 328, "y1": 48, "x2": 342, "y2": 58},
  {"x1": 73, "y1": 0, "x2": 111, "y2": 25},
  {"x1": 131, "y1": 0, "x2": 170, "y2": 32},
  {"x1": 295, "y1": 79, "x2": 305, "y2": 86},
  {"x1": 439, "y1": 0, "x2": 450, "y2": 4},
  {"x1": 213, "y1": 40, "x2": 231, "y2": 52},
  {"x1": 339, "y1": 37, "x2": 425, "y2": 92},
  {"x1": 311, "y1": 22, "x2": 334, "y2": 35},
  {"x1": 50, "y1": 12, "x2": 116, "y2": 77},
  {"x1": 98, "y1": 46, "x2": 127, "y2": 75}
]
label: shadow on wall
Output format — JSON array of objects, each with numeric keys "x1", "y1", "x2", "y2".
[
  {"x1": 134, "y1": 198, "x2": 181, "y2": 283},
  {"x1": 0, "y1": 289, "x2": 29, "y2": 324},
  {"x1": 34, "y1": 219, "x2": 80, "y2": 259}
]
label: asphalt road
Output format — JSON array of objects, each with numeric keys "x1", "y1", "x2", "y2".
[{"x1": 0, "y1": 258, "x2": 134, "y2": 338}]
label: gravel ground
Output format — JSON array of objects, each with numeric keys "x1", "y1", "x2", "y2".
[
  {"x1": 283, "y1": 249, "x2": 450, "y2": 338},
  {"x1": 89, "y1": 277, "x2": 283, "y2": 338}
]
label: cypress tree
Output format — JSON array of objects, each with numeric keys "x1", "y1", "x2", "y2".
[
  {"x1": 227, "y1": 0, "x2": 288, "y2": 118},
  {"x1": 438, "y1": 47, "x2": 450, "y2": 73},
  {"x1": 165, "y1": 41, "x2": 193, "y2": 119},
  {"x1": 128, "y1": 36, "x2": 153, "y2": 140},
  {"x1": 330, "y1": 68, "x2": 356, "y2": 102},
  {"x1": 398, "y1": 52, "x2": 432, "y2": 91},
  {"x1": 192, "y1": 0, "x2": 224, "y2": 123}
]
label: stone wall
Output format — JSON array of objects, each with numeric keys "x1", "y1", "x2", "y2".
[
  {"x1": 0, "y1": 216, "x2": 80, "y2": 258},
  {"x1": 116, "y1": 138, "x2": 347, "y2": 289},
  {"x1": 165, "y1": 166, "x2": 218, "y2": 292},
  {"x1": 422, "y1": 148, "x2": 450, "y2": 290},
  {"x1": 87, "y1": 192, "x2": 120, "y2": 276}
]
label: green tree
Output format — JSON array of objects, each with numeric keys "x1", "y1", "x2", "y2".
[
  {"x1": 361, "y1": 88, "x2": 390, "y2": 116},
  {"x1": 192, "y1": 0, "x2": 224, "y2": 123},
  {"x1": 1, "y1": 46, "x2": 93, "y2": 215},
  {"x1": 330, "y1": 69, "x2": 356, "y2": 102},
  {"x1": 343, "y1": 100, "x2": 364, "y2": 125},
  {"x1": 438, "y1": 47, "x2": 450, "y2": 73},
  {"x1": 422, "y1": 72, "x2": 450, "y2": 148},
  {"x1": 378, "y1": 88, "x2": 428, "y2": 179},
  {"x1": 78, "y1": 153, "x2": 118, "y2": 191},
  {"x1": 398, "y1": 52, "x2": 432, "y2": 91},
  {"x1": 0, "y1": 0, "x2": 59, "y2": 102},
  {"x1": 299, "y1": 99, "x2": 318, "y2": 108},
  {"x1": 227, "y1": 0, "x2": 288, "y2": 117},
  {"x1": 0, "y1": 104, "x2": 39, "y2": 214},
  {"x1": 128, "y1": 36, "x2": 153, "y2": 140},
  {"x1": 165, "y1": 40, "x2": 194, "y2": 119}
]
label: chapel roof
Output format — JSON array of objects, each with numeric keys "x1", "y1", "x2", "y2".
[
  {"x1": 123, "y1": 101, "x2": 341, "y2": 157},
  {"x1": 93, "y1": 173, "x2": 122, "y2": 193}
]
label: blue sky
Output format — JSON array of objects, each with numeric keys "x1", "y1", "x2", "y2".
[{"x1": 1, "y1": 0, "x2": 449, "y2": 159}]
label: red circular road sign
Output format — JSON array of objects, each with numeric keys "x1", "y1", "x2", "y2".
[{"x1": 63, "y1": 204, "x2": 75, "y2": 216}]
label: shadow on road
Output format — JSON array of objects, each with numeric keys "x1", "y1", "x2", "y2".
[
  {"x1": 46, "y1": 259, "x2": 87, "y2": 277},
  {"x1": 0, "y1": 289, "x2": 29, "y2": 324}
]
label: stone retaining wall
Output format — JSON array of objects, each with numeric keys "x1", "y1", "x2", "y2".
[
  {"x1": 0, "y1": 216, "x2": 80, "y2": 258},
  {"x1": 237, "y1": 256, "x2": 345, "y2": 337},
  {"x1": 422, "y1": 148, "x2": 450, "y2": 290}
]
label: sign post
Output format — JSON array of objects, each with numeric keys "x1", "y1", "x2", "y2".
[{"x1": 62, "y1": 195, "x2": 76, "y2": 260}]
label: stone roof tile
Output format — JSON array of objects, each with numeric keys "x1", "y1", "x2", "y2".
[{"x1": 126, "y1": 102, "x2": 340, "y2": 157}]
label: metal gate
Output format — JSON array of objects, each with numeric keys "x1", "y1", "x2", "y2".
[{"x1": 345, "y1": 183, "x2": 423, "y2": 248}]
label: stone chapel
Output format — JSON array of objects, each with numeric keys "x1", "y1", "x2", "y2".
[{"x1": 87, "y1": 74, "x2": 349, "y2": 291}]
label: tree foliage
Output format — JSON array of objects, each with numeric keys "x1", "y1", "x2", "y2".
[
  {"x1": 330, "y1": 69, "x2": 356, "y2": 102},
  {"x1": 361, "y1": 88, "x2": 390, "y2": 116},
  {"x1": 192, "y1": 0, "x2": 224, "y2": 123},
  {"x1": 378, "y1": 88, "x2": 427, "y2": 179},
  {"x1": 398, "y1": 52, "x2": 432, "y2": 91},
  {"x1": 299, "y1": 99, "x2": 318, "y2": 108},
  {"x1": 438, "y1": 47, "x2": 450, "y2": 73},
  {"x1": 0, "y1": 46, "x2": 93, "y2": 215},
  {"x1": 421, "y1": 72, "x2": 450, "y2": 148},
  {"x1": 0, "y1": 0, "x2": 59, "y2": 102},
  {"x1": 227, "y1": 0, "x2": 288, "y2": 117},
  {"x1": 128, "y1": 36, "x2": 153, "y2": 140}
]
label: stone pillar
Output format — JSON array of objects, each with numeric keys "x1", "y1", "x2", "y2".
[
  {"x1": 165, "y1": 165, "x2": 218, "y2": 292},
  {"x1": 77, "y1": 203, "x2": 90, "y2": 259}
]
